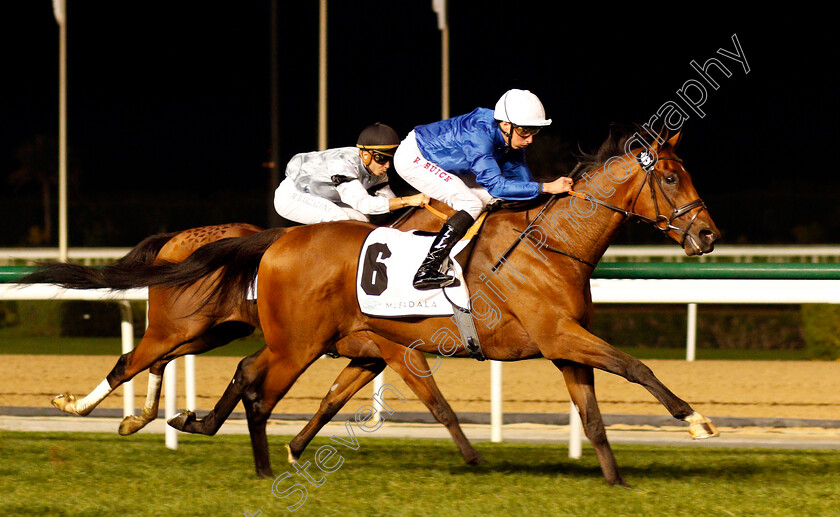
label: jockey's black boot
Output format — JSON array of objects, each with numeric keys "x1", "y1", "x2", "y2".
[{"x1": 413, "y1": 210, "x2": 474, "y2": 290}]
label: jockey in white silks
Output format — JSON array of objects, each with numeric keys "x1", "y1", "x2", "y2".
[
  {"x1": 393, "y1": 89, "x2": 574, "y2": 290},
  {"x1": 274, "y1": 123, "x2": 428, "y2": 225}
]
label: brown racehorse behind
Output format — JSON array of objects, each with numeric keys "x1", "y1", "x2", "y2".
[{"x1": 163, "y1": 127, "x2": 719, "y2": 486}]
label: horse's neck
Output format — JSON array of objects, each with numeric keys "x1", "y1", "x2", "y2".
[
  {"x1": 570, "y1": 168, "x2": 649, "y2": 263},
  {"x1": 502, "y1": 169, "x2": 648, "y2": 268},
  {"x1": 403, "y1": 181, "x2": 642, "y2": 267}
]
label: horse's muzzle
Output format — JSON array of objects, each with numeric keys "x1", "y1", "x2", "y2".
[{"x1": 684, "y1": 228, "x2": 718, "y2": 256}]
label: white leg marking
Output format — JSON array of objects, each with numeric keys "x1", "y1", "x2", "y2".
[
  {"x1": 74, "y1": 379, "x2": 113, "y2": 415},
  {"x1": 142, "y1": 373, "x2": 163, "y2": 415}
]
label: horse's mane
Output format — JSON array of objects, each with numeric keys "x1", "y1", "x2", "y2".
[{"x1": 569, "y1": 123, "x2": 666, "y2": 179}]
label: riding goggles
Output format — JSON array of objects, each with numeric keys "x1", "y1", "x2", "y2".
[
  {"x1": 513, "y1": 125, "x2": 542, "y2": 138},
  {"x1": 370, "y1": 151, "x2": 394, "y2": 164}
]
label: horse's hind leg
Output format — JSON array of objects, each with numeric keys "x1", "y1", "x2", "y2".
[
  {"x1": 286, "y1": 335, "x2": 481, "y2": 466},
  {"x1": 169, "y1": 346, "x2": 269, "y2": 436},
  {"x1": 374, "y1": 336, "x2": 483, "y2": 465},
  {"x1": 240, "y1": 346, "x2": 325, "y2": 478},
  {"x1": 50, "y1": 323, "x2": 187, "y2": 416},
  {"x1": 287, "y1": 357, "x2": 386, "y2": 462},
  {"x1": 120, "y1": 322, "x2": 257, "y2": 435},
  {"x1": 118, "y1": 360, "x2": 165, "y2": 435},
  {"x1": 51, "y1": 285, "x2": 219, "y2": 417},
  {"x1": 545, "y1": 324, "x2": 718, "y2": 440},
  {"x1": 554, "y1": 360, "x2": 625, "y2": 486},
  {"x1": 168, "y1": 345, "x2": 291, "y2": 478}
]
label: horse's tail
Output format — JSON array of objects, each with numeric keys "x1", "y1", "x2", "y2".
[
  {"x1": 15, "y1": 230, "x2": 179, "y2": 289},
  {"x1": 112, "y1": 231, "x2": 179, "y2": 269},
  {"x1": 169, "y1": 227, "x2": 289, "y2": 313},
  {"x1": 17, "y1": 229, "x2": 288, "y2": 293}
]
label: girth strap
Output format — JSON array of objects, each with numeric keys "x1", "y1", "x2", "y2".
[{"x1": 444, "y1": 290, "x2": 486, "y2": 361}]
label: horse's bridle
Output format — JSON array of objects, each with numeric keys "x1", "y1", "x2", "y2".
[
  {"x1": 568, "y1": 154, "x2": 707, "y2": 247},
  {"x1": 501, "y1": 152, "x2": 707, "y2": 270}
]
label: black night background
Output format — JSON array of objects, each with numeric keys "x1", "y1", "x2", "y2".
[{"x1": 2, "y1": 2, "x2": 837, "y2": 247}]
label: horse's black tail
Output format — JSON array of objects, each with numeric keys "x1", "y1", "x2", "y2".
[
  {"x1": 112, "y1": 231, "x2": 179, "y2": 269},
  {"x1": 166, "y1": 227, "x2": 290, "y2": 314},
  {"x1": 17, "y1": 229, "x2": 288, "y2": 294},
  {"x1": 16, "y1": 230, "x2": 179, "y2": 289}
]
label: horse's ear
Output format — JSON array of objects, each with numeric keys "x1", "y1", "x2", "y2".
[
  {"x1": 666, "y1": 131, "x2": 682, "y2": 150},
  {"x1": 650, "y1": 126, "x2": 669, "y2": 151}
]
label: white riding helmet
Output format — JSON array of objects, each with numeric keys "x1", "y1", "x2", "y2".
[{"x1": 493, "y1": 89, "x2": 552, "y2": 127}]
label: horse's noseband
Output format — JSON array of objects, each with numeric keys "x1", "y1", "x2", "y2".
[{"x1": 628, "y1": 155, "x2": 707, "y2": 246}]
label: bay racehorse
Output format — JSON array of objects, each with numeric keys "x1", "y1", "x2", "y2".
[
  {"x1": 18, "y1": 217, "x2": 483, "y2": 467},
  {"x1": 159, "y1": 127, "x2": 719, "y2": 486}
]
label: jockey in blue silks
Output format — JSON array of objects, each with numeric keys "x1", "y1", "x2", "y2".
[{"x1": 393, "y1": 89, "x2": 573, "y2": 290}]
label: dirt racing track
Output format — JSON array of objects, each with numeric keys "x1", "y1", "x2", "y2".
[{"x1": 2, "y1": 355, "x2": 839, "y2": 448}]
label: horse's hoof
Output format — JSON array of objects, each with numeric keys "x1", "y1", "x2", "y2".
[
  {"x1": 51, "y1": 393, "x2": 78, "y2": 415},
  {"x1": 465, "y1": 453, "x2": 485, "y2": 466},
  {"x1": 685, "y1": 411, "x2": 720, "y2": 439},
  {"x1": 256, "y1": 467, "x2": 274, "y2": 480},
  {"x1": 285, "y1": 443, "x2": 299, "y2": 464},
  {"x1": 119, "y1": 415, "x2": 149, "y2": 436},
  {"x1": 167, "y1": 411, "x2": 196, "y2": 431},
  {"x1": 610, "y1": 478, "x2": 632, "y2": 489}
]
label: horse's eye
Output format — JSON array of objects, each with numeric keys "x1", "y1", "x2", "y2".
[{"x1": 665, "y1": 175, "x2": 677, "y2": 185}]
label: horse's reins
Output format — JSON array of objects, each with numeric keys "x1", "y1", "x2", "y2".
[
  {"x1": 388, "y1": 206, "x2": 418, "y2": 228},
  {"x1": 578, "y1": 155, "x2": 707, "y2": 246},
  {"x1": 495, "y1": 152, "x2": 707, "y2": 270},
  {"x1": 391, "y1": 202, "x2": 451, "y2": 229},
  {"x1": 492, "y1": 194, "x2": 569, "y2": 270}
]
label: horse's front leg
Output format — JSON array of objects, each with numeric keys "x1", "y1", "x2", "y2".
[
  {"x1": 169, "y1": 346, "x2": 269, "y2": 437},
  {"x1": 554, "y1": 360, "x2": 625, "y2": 486},
  {"x1": 374, "y1": 336, "x2": 483, "y2": 465},
  {"x1": 287, "y1": 357, "x2": 385, "y2": 462},
  {"x1": 543, "y1": 323, "x2": 718, "y2": 440}
]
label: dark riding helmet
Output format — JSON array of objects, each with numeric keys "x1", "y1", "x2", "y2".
[{"x1": 356, "y1": 123, "x2": 400, "y2": 156}]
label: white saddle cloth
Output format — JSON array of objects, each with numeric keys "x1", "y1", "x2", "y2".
[{"x1": 355, "y1": 227, "x2": 471, "y2": 317}]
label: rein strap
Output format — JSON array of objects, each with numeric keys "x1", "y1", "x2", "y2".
[{"x1": 492, "y1": 154, "x2": 706, "y2": 270}]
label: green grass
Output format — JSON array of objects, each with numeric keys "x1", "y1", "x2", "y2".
[{"x1": 0, "y1": 431, "x2": 838, "y2": 516}]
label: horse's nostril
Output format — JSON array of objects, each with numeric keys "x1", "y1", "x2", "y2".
[{"x1": 700, "y1": 229, "x2": 717, "y2": 246}]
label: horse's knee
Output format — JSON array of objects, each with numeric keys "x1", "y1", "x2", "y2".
[{"x1": 622, "y1": 360, "x2": 654, "y2": 384}]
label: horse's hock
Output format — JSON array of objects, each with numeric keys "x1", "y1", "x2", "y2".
[{"x1": 3, "y1": 355, "x2": 839, "y2": 421}]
